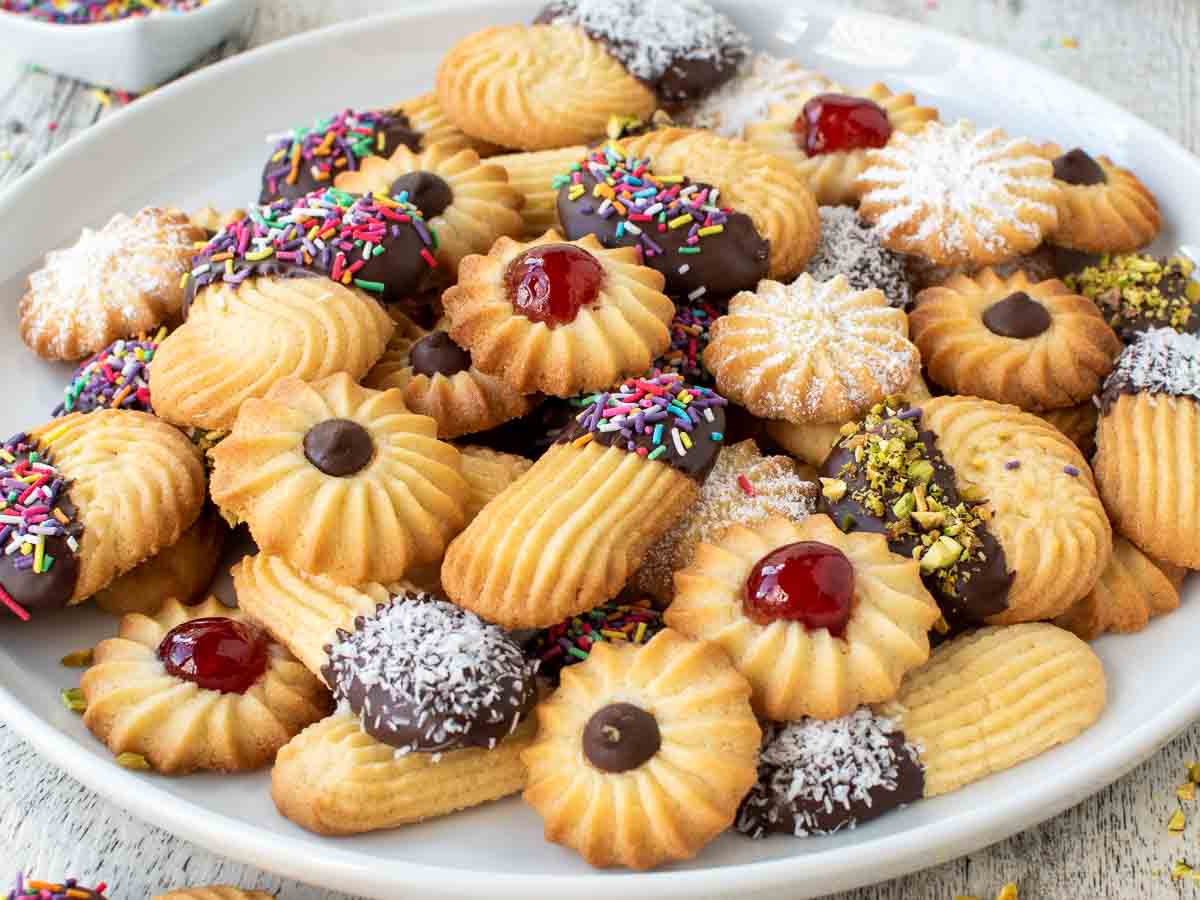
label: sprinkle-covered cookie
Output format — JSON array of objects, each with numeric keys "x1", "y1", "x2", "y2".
[
  {"x1": 805, "y1": 206, "x2": 912, "y2": 309},
  {"x1": 53, "y1": 330, "x2": 164, "y2": 417},
  {"x1": 525, "y1": 597, "x2": 665, "y2": 683},
  {"x1": 653, "y1": 302, "x2": 724, "y2": 384},
  {"x1": 1066, "y1": 252, "x2": 1200, "y2": 342},
  {"x1": 7, "y1": 876, "x2": 107, "y2": 900}
]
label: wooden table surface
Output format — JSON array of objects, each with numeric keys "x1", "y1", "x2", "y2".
[{"x1": 0, "y1": 1, "x2": 1197, "y2": 898}]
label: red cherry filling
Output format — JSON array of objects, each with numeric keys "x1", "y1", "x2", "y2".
[
  {"x1": 744, "y1": 541, "x2": 855, "y2": 635},
  {"x1": 157, "y1": 617, "x2": 269, "y2": 694},
  {"x1": 504, "y1": 243, "x2": 604, "y2": 326},
  {"x1": 796, "y1": 93, "x2": 893, "y2": 156}
]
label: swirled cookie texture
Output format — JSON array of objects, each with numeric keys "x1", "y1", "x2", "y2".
[
  {"x1": 333, "y1": 142, "x2": 524, "y2": 277},
  {"x1": 211, "y1": 373, "x2": 468, "y2": 585},
  {"x1": 493, "y1": 145, "x2": 589, "y2": 238},
  {"x1": 19, "y1": 208, "x2": 205, "y2": 361},
  {"x1": 522, "y1": 630, "x2": 760, "y2": 869},
  {"x1": 857, "y1": 120, "x2": 1060, "y2": 267},
  {"x1": 442, "y1": 233, "x2": 673, "y2": 396},
  {"x1": 743, "y1": 83, "x2": 938, "y2": 206},
  {"x1": 80, "y1": 598, "x2": 332, "y2": 773},
  {"x1": 457, "y1": 445, "x2": 534, "y2": 520},
  {"x1": 669, "y1": 514, "x2": 940, "y2": 720},
  {"x1": 910, "y1": 267, "x2": 1121, "y2": 411},
  {"x1": 704, "y1": 275, "x2": 920, "y2": 424},
  {"x1": 879, "y1": 623, "x2": 1106, "y2": 797},
  {"x1": 436, "y1": 24, "x2": 655, "y2": 150},
  {"x1": 149, "y1": 276, "x2": 393, "y2": 431}
]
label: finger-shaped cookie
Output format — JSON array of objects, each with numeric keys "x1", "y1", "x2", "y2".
[{"x1": 493, "y1": 145, "x2": 587, "y2": 238}]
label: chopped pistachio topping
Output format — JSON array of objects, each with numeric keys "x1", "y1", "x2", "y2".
[
  {"x1": 1169, "y1": 809, "x2": 1187, "y2": 833},
  {"x1": 60, "y1": 687, "x2": 86, "y2": 713},
  {"x1": 1067, "y1": 253, "x2": 1199, "y2": 332},
  {"x1": 820, "y1": 477, "x2": 847, "y2": 502},
  {"x1": 116, "y1": 752, "x2": 151, "y2": 770},
  {"x1": 60, "y1": 649, "x2": 94, "y2": 668}
]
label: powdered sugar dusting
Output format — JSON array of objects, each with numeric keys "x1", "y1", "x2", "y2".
[
  {"x1": 1102, "y1": 327, "x2": 1200, "y2": 406},
  {"x1": 806, "y1": 206, "x2": 912, "y2": 309},
  {"x1": 858, "y1": 120, "x2": 1057, "y2": 258},
  {"x1": 682, "y1": 53, "x2": 834, "y2": 137}
]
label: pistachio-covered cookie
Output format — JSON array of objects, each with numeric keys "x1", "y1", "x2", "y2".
[{"x1": 1066, "y1": 252, "x2": 1200, "y2": 342}]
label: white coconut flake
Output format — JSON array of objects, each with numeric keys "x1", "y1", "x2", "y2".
[
  {"x1": 1103, "y1": 327, "x2": 1200, "y2": 403},
  {"x1": 681, "y1": 52, "x2": 835, "y2": 137},
  {"x1": 806, "y1": 206, "x2": 913, "y2": 309}
]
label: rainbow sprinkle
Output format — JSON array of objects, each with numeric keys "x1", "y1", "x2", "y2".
[
  {"x1": 261, "y1": 109, "x2": 415, "y2": 198},
  {"x1": 654, "y1": 302, "x2": 722, "y2": 384},
  {"x1": 0, "y1": 0, "x2": 205, "y2": 23},
  {"x1": 526, "y1": 598, "x2": 664, "y2": 683},
  {"x1": 53, "y1": 329, "x2": 163, "y2": 417},
  {"x1": 7, "y1": 875, "x2": 107, "y2": 900}
]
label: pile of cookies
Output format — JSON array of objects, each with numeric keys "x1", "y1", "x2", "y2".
[{"x1": 5, "y1": 0, "x2": 1197, "y2": 872}]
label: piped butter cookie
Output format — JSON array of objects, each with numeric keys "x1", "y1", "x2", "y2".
[
  {"x1": 910, "y1": 267, "x2": 1121, "y2": 411},
  {"x1": 210, "y1": 373, "x2": 469, "y2": 585},
  {"x1": 442, "y1": 232, "x2": 673, "y2": 396},
  {"x1": 818, "y1": 396, "x2": 1112, "y2": 627},
  {"x1": 743, "y1": 83, "x2": 938, "y2": 206},
  {"x1": 704, "y1": 274, "x2": 920, "y2": 425},
  {"x1": 668, "y1": 514, "x2": 940, "y2": 720},
  {"x1": 522, "y1": 629, "x2": 760, "y2": 869},
  {"x1": 857, "y1": 120, "x2": 1060, "y2": 268},
  {"x1": 19, "y1": 209, "x2": 205, "y2": 361},
  {"x1": 80, "y1": 597, "x2": 332, "y2": 773},
  {"x1": 1066, "y1": 251, "x2": 1200, "y2": 342},
  {"x1": 1035, "y1": 401, "x2": 1100, "y2": 459},
  {"x1": 494, "y1": 145, "x2": 589, "y2": 239}
]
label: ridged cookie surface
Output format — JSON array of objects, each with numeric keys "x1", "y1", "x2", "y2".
[
  {"x1": 154, "y1": 888, "x2": 274, "y2": 900},
  {"x1": 493, "y1": 145, "x2": 587, "y2": 238}
]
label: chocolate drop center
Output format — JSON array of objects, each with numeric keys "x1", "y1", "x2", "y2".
[
  {"x1": 303, "y1": 419, "x2": 376, "y2": 477},
  {"x1": 388, "y1": 171, "x2": 453, "y2": 219},
  {"x1": 582, "y1": 702, "x2": 661, "y2": 773},
  {"x1": 982, "y1": 291, "x2": 1053, "y2": 339},
  {"x1": 1052, "y1": 148, "x2": 1107, "y2": 186},
  {"x1": 409, "y1": 330, "x2": 473, "y2": 377}
]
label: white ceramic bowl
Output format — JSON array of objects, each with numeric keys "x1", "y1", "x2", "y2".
[
  {"x1": 0, "y1": 0, "x2": 254, "y2": 92},
  {"x1": 0, "y1": 2, "x2": 1198, "y2": 898}
]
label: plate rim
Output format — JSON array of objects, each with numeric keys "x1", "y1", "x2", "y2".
[{"x1": 1, "y1": 2, "x2": 1198, "y2": 897}]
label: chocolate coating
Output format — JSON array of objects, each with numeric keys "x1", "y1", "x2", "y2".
[
  {"x1": 1052, "y1": 148, "x2": 1107, "y2": 187},
  {"x1": 557, "y1": 169, "x2": 769, "y2": 296},
  {"x1": 582, "y1": 702, "x2": 661, "y2": 772},
  {"x1": 303, "y1": 419, "x2": 375, "y2": 477},
  {"x1": 819, "y1": 422, "x2": 1012, "y2": 625},
  {"x1": 409, "y1": 330, "x2": 473, "y2": 377},
  {"x1": 0, "y1": 531, "x2": 80, "y2": 614},
  {"x1": 466, "y1": 396, "x2": 574, "y2": 460},
  {"x1": 389, "y1": 171, "x2": 453, "y2": 220},
  {"x1": 1051, "y1": 245, "x2": 1101, "y2": 279},
  {"x1": 982, "y1": 291, "x2": 1052, "y2": 339}
]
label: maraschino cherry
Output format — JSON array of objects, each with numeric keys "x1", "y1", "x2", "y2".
[
  {"x1": 157, "y1": 617, "x2": 269, "y2": 694},
  {"x1": 744, "y1": 541, "x2": 855, "y2": 636},
  {"x1": 505, "y1": 243, "x2": 604, "y2": 326},
  {"x1": 796, "y1": 94, "x2": 893, "y2": 156}
]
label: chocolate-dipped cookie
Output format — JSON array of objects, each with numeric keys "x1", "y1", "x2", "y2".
[{"x1": 1066, "y1": 252, "x2": 1200, "y2": 342}]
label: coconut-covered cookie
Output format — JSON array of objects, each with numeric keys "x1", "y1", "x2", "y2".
[{"x1": 805, "y1": 206, "x2": 913, "y2": 309}]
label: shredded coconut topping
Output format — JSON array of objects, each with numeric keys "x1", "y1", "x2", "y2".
[
  {"x1": 540, "y1": 0, "x2": 749, "y2": 82},
  {"x1": 858, "y1": 120, "x2": 1057, "y2": 258},
  {"x1": 1103, "y1": 327, "x2": 1200, "y2": 404},
  {"x1": 806, "y1": 206, "x2": 912, "y2": 309},
  {"x1": 682, "y1": 53, "x2": 834, "y2": 137}
]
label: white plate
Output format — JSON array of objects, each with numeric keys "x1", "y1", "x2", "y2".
[
  {"x1": 0, "y1": 0, "x2": 254, "y2": 93},
  {"x1": 0, "y1": 2, "x2": 1197, "y2": 898}
]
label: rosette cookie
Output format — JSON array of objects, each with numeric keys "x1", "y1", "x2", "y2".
[
  {"x1": 1039, "y1": 144, "x2": 1161, "y2": 253},
  {"x1": 333, "y1": 142, "x2": 524, "y2": 276},
  {"x1": 1066, "y1": 252, "x2": 1200, "y2": 342},
  {"x1": 19, "y1": 208, "x2": 205, "y2": 361},
  {"x1": 618, "y1": 128, "x2": 821, "y2": 280},
  {"x1": 818, "y1": 396, "x2": 1111, "y2": 627},
  {"x1": 80, "y1": 598, "x2": 331, "y2": 773},
  {"x1": 441, "y1": 374, "x2": 727, "y2": 629},
  {"x1": 0, "y1": 412, "x2": 205, "y2": 622},
  {"x1": 743, "y1": 83, "x2": 938, "y2": 206},
  {"x1": 704, "y1": 275, "x2": 920, "y2": 425},
  {"x1": 363, "y1": 317, "x2": 534, "y2": 439},
  {"x1": 211, "y1": 374, "x2": 468, "y2": 586},
  {"x1": 442, "y1": 233, "x2": 673, "y2": 396},
  {"x1": 271, "y1": 594, "x2": 538, "y2": 835},
  {"x1": 522, "y1": 629, "x2": 760, "y2": 869},
  {"x1": 857, "y1": 120, "x2": 1060, "y2": 268},
  {"x1": 668, "y1": 514, "x2": 940, "y2": 720},
  {"x1": 1093, "y1": 329, "x2": 1200, "y2": 568},
  {"x1": 396, "y1": 92, "x2": 503, "y2": 157},
  {"x1": 910, "y1": 267, "x2": 1121, "y2": 411},
  {"x1": 554, "y1": 144, "x2": 770, "y2": 297}
]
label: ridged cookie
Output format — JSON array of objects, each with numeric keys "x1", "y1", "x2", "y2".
[
  {"x1": 211, "y1": 374, "x2": 469, "y2": 585},
  {"x1": 1035, "y1": 401, "x2": 1100, "y2": 458},
  {"x1": 436, "y1": 24, "x2": 656, "y2": 151},
  {"x1": 154, "y1": 888, "x2": 273, "y2": 900},
  {"x1": 669, "y1": 514, "x2": 940, "y2": 720},
  {"x1": 457, "y1": 445, "x2": 534, "y2": 521},
  {"x1": 493, "y1": 145, "x2": 587, "y2": 239},
  {"x1": 149, "y1": 277, "x2": 394, "y2": 432},
  {"x1": 397, "y1": 92, "x2": 502, "y2": 157},
  {"x1": 1054, "y1": 535, "x2": 1184, "y2": 640},
  {"x1": 743, "y1": 83, "x2": 938, "y2": 206},
  {"x1": 272, "y1": 711, "x2": 536, "y2": 835},
  {"x1": 522, "y1": 630, "x2": 760, "y2": 869},
  {"x1": 910, "y1": 268, "x2": 1120, "y2": 411},
  {"x1": 80, "y1": 598, "x2": 331, "y2": 773},
  {"x1": 880, "y1": 623, "x2": 1106, "y2": 797}
]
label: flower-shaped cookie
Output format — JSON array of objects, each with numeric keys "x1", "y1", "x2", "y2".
[
  {"x1": 744, "y1": 83, "x2": 939, "y2": 206},
  {"x1": 668, "y1": 514, "x2": 940, "y2": 720},
  {"x1": 210, "y1": 373, "x2": 469, "y2": 585},
  {"x1": 910, "y1": 267, "x2": 1121, "y2": 410},
  {"x1": 442, "y1": 232, "x2": 673, "y2": 396},
  {"x1": 80, "y1": 597, "x2": 331, "y2": 773},
  {"x1": 522, "y1": 629, "x2": 760, "y2": 869},
  {"x1": 703, "y1": 274, "x2": 920, "y2": 424}
]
